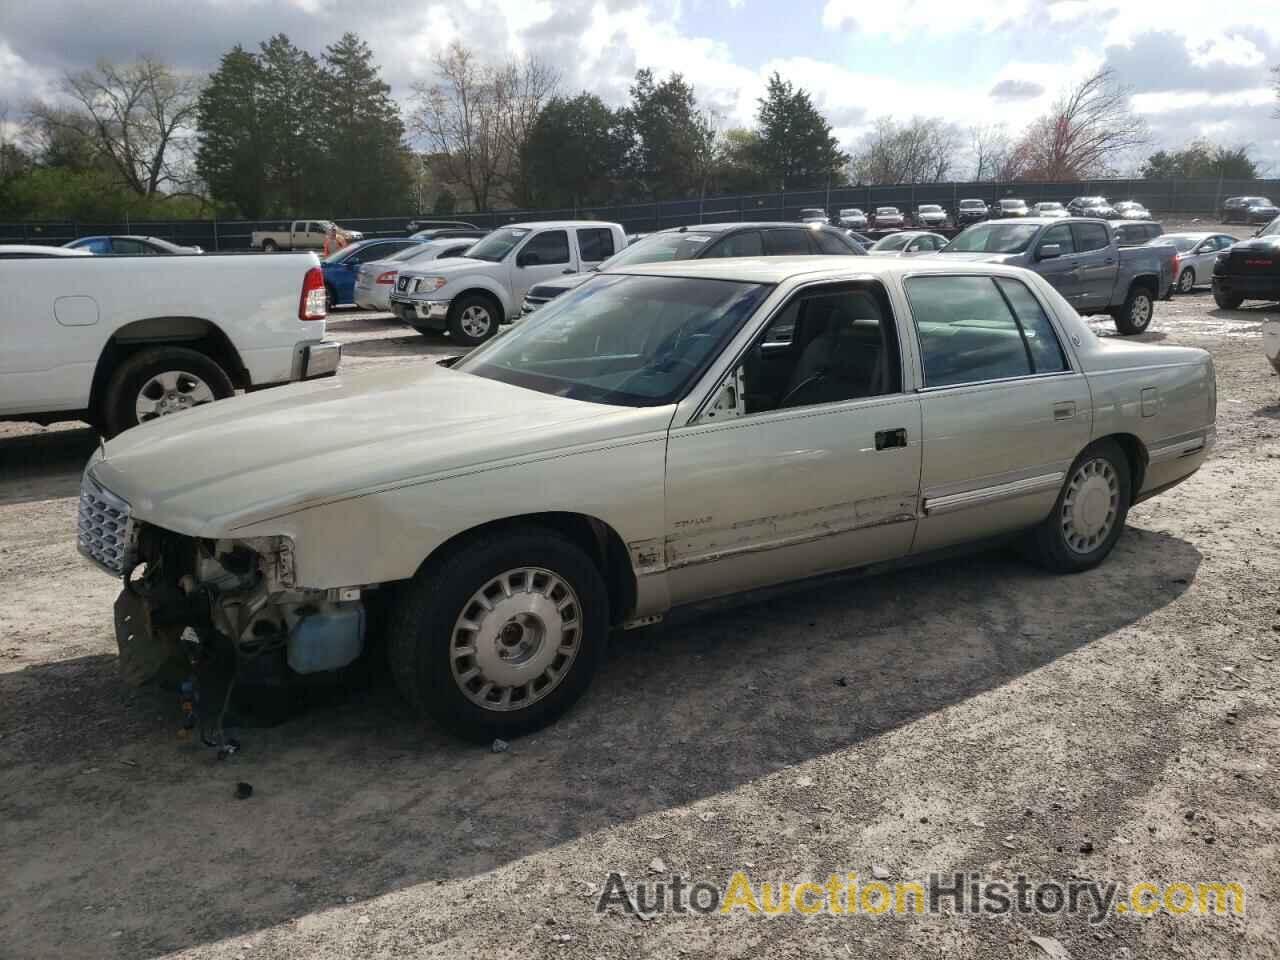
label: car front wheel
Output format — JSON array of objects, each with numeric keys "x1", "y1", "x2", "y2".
[
  {"x1": 388, "y1": 527, "x2": 607, "y2": 741},
  {"x1": 448, "y1": 295, "x2": 500, "y2": 346},
  {"x1": 1027, "y1": 440, "x2": 1131, "y2": 574}
]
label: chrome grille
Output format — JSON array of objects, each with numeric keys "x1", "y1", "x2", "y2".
[{"x1": 77, "y1": 475, "x2": 133, "y2": 575}]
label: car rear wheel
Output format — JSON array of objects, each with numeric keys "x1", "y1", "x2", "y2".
[
  {"x1": 100, "y1": 346, "x2": 235, "y2": 438},
  {"x1": 262, "y1": 239, "x2": 278, "y2": 252},
  {"x1": 1111, "y1": 286, "x2": 1153, "y2": 335},
  {"x1": 1027, "y1": 440, "x2": 1131, "y2": 574},
  {"x1": 1213, "y1": 288, "x2": 1244, "y2": 310},
  {"x1": 387, "y1": 526, "x2": 607, "y2": 741},
  {"x1": 448, "y1": 295, "x2": 499, "y2": 346},
  {"x1": 1177, "y1": 268, "x2": 1196, "y2": 294}
]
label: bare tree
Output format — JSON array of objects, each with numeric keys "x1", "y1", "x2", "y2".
[
  {"x1": 409, "y1": 42, "x2": 507, "y2": 211},
  {"x1": 1273, "y1": 64, "x2": 1279, "y2": 119},
  {"x1": 1012, "y1": 67, "x2": 1148, "y2": 180},
  {"x1": 494, "y1": 57, "x2": 560, "y2": 207},
  {"x1": 850, "y1": 116, "x2": 961, "y2": 184},
  {"x1": 29, "y1": 59, "x2": 200, "y2": 196}
]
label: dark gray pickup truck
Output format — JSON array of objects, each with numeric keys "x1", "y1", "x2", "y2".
[{"x1": 935, "y1": 217, "x2": 1176, "y2": 334}]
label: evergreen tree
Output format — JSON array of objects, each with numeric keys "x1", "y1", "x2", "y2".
[
  {"x1": 620, "y1": 69, "x2": 707, "y2": 199},
  {"x1": 320, "y1": 33, "x2": 410, "y2": 216},
  {"x1": 195, "y1": 46, "x2": 269, "y2": 217},
  {"x1": 526, "y1": 93, "x2": 626, "y2": 208},
  {"x1": 257, "y1": 34, "x2": 325, "y2": 214},
  {"x1": 754, "y1": 72, "x2": 846, "y2": 190}
]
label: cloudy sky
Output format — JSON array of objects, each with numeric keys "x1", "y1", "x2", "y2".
[{"x1": 1, "y1": 0, "x2": 1278, "y2": 174}]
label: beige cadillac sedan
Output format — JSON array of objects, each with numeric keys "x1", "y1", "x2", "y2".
[{"x1": 79, "y1": 257, "x2": 1216, "y2": 740}]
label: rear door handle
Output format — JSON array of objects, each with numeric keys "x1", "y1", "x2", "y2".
[
  {"x1": 1053, "y1": 402, "x2": 1076, "y2": 421},
  {"x1": 875, "y1": 428, "x2": 907, "y2": 450}
]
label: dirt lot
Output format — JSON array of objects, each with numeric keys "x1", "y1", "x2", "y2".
[{"x1": 2, "y1": 258, "x2": 1279, "y2": 959}]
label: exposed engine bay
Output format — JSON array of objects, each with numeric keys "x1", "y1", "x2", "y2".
[{"x1": 117, "y1": 523, "x2": 370, "y2": 696}]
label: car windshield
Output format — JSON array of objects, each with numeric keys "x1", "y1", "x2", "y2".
[
  {"x1": 1151, "y1": 236, "x2": 1198, "y2": 252},
  {"x1": 959, "y1": 200, "x2": 984, "y2": 208},
  {"x1": 465, "y1": 227, "x2": 530, "y2": 262},
  {"x1": 919, "y1": 205, "x2": 942, "y2": 213},
  {"x1": 840, "y1": 209, "x2": 862, "y2": 216},
  {"x1": 942, "y1": 223, "x2": 1040, "y2": 253},
  {"x1": 455, "y1": 275, "x2": 771, "y2": 407},
  {"x1": 1252, "y1": 198, "x2": 1275, "y2": 207},
  {"x1": 870, "y1": 234, "x2": 912, "y2": 251},
  {"x1": 1038, "y1": 203, "x2": 1063, "y2": 211},
  {"x1": 1001, "y1": 200, "x2": 1025, "y2": 207},
  {"x1": 599, "y1": 230, "x2": 723, "y2": 269}
]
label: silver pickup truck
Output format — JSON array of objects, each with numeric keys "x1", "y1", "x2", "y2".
[{"x1": 936, "y1": 217, "x2": 1175, "y2": 334}]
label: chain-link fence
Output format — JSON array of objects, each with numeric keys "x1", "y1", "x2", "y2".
[{"x1": 5, "y1": 177, "x2": 1277, "y2": 251}]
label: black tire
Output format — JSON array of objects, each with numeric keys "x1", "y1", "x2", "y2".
[
  {"x1": 262, "y1": 239, "x2": 278, "y2": 252},
  {"x1": 325, "y1": 284, "x2": 338, "y2": 311},
  {"x1": 1213, "y1": 288, "x2": 1244, "y2": 310},
  {"x1": 1027, "y1": 439, "x2": 1131, "y2": 574},
  {"x1": 387, "y1": 526, "x2": 608, "y2": 741},
  {"x1": 447, "y1": 294, "x2": 500, "y2": 347},
  {"x1": 1176, "y1": 268, "x2": 1196, "y2": 294},
  {"x1": 100, "y1": 346, "x2": 235, "y2": 439},
  {"x1": 1111, "y1": 285, "x2": 1154, "y2": 335}
]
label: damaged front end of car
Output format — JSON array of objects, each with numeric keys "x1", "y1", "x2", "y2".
[{"x1": 79, "y1": 470, "x2": 368, "y2": 691}]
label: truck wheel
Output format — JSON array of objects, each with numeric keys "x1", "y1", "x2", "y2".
[
  {"x1": 1213, "y1": 288, "x2": 1244, "y2": 310},
  {"x1": 387, "y1": 526, "x2": 607, "y2": 741},
  {"x1": 100, "y1": 346, "x2": 234, "y2": 438},
  {"x1": 1111, "y1": 286, "x2": 1153, "y2": 335},
  {"x1": 262, "y1": 239, "x2": 278, "y2": 252},
  {"x1": 1026, "y1": 439, "x2": 1131, "y2": 574},
  {"x1": 447, "y1": 295, "x2": 500, "y2": 347},
  {"x1": 1176, "y1": 268, "x2": 1196, "y2": 294},
  {"x1": 325, "y1": 284, "x2": 338, "y2": 311}
]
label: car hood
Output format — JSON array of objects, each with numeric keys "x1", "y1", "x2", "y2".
[
  {"x1": 529, "y1": 273, "x2": 593, "y2": 296},
  {"x1": 90, "y1": 366, "x2": 670, "y2": 535},
  {"x1": 401, "y1": 256, "x2": 489, "y2": 277}
]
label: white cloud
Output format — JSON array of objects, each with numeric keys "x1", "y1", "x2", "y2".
[
  {"x1": 1130, "y1": 86, "x2": 1276, "y2": 115},
  {"x1": 821, "y1": 0, "x2": 1030, "y2": 37}
]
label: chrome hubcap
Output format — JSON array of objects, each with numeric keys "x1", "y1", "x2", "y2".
[
  {"x1": 450, "y1": 567, "x2": 582, "y2": 712},
  {"x1": 1131, "y1": 295, "x2": 1152, "y2": 327},
  {"x1": 135, "y1": 371, "x2": 216, "y2": 423},
  {"x1": 459, "y1": 305, "x2": 492, "y2": 338},
  {"x1": 1061, "y1": 458, "x2": 1120, "y2": 554}
]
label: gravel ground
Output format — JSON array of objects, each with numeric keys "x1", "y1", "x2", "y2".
[{"x1": 1, "y1": 251, "x2": 1278, "y2": 959}]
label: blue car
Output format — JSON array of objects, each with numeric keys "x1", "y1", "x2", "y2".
[{"x1": 322, "y1": 238, "x2": 420, "y2": 308}]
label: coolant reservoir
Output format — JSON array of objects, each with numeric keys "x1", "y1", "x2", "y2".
[{"x1": 287, "y1": 603, "x2": 365, "y2": 674}]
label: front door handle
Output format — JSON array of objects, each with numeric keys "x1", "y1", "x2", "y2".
[
  {"x1": 561, "y1": 268, "x2": 575, "y2": 274},
  {"x1": 1053, "y1": 401, "x2": 1076, "y2": 421},
  {"x1": 875, "y1": 428, "x2": 907, "y2": 450}
]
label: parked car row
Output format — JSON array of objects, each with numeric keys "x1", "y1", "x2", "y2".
[{"x1": 812, "y1": 197, "x2": 1153, "y2": 230}]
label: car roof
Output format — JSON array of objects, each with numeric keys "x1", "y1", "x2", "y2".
[
  {"x1": 502, "y1": 220, "x2": 622, "y2": 230},
  {"x1": 1113, "y1": 219, "x2": 1159, "y2": 227},
  {"x1": 608, "y1": 254, "x2": 1039, "y2": 285}
]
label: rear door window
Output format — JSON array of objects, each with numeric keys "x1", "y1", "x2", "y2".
[
  {"x1": 765, "y1": 229, "x2": 816, "y2": 255},
  {"x1": 704, "y1": 231, "x2": 764, "y2": 258},
  {"x1": 813, "y1": 230, "x2": 854, "y2": 255},
  {"x1": 576, "y1": 228, "x2": 616, "y2": 263},
  {"x1": 906, "y1": 276, "x2": 1033, "y2": 387},
  {"x1": 994, "y1": 278, "x2": 1068, "y2": 374}
]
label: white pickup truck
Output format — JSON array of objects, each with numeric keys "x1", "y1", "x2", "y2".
[
  {"x1": 389, "y1": 220, "x2": 626, "y2": 345},
  {"x1": 250, "y1": 220, "x2": 363, "y2": 252},
  {"x1": 0, "y1": 252, "x2": 342, "y2": 437}
]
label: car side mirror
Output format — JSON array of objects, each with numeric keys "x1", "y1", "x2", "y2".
[
  {"x1": 517, "y1": 251, "x2": 541, "y2": 267},
  {"x1": 1037, "y1": 243, "x2": 1062, "y2": 260}
]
